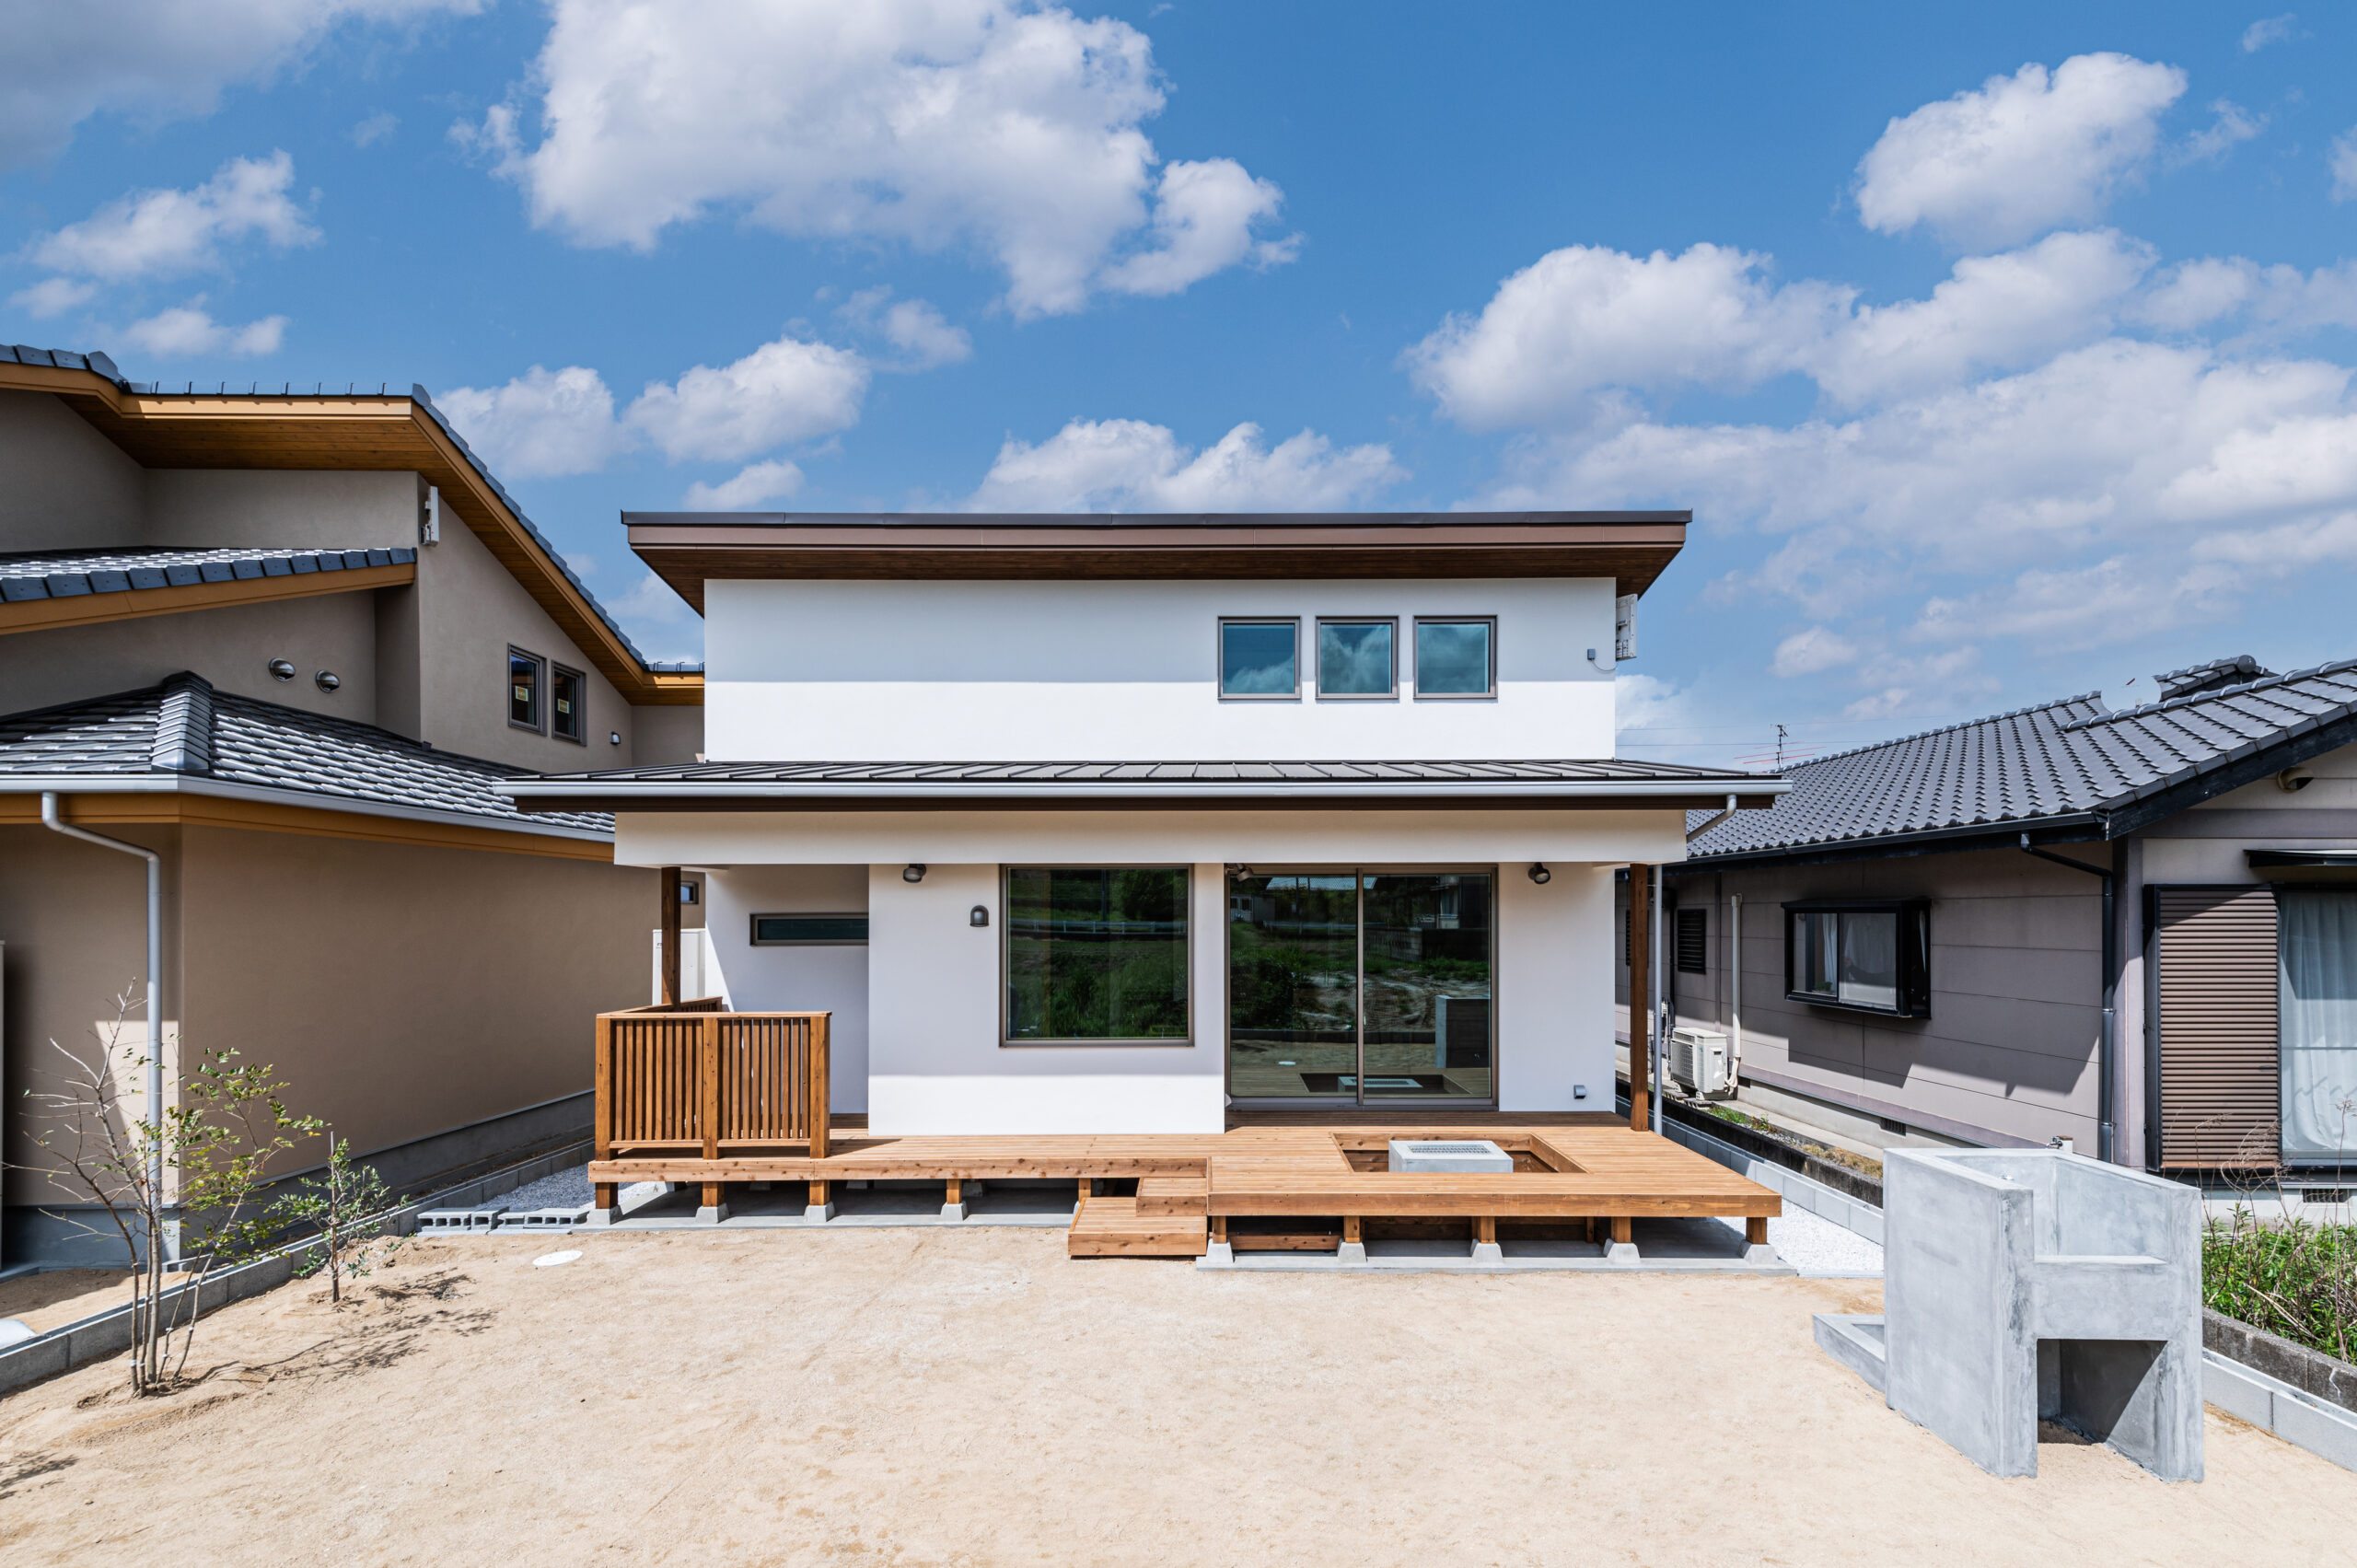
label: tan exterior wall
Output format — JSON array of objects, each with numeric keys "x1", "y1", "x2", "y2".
[
  {"x1": 144, "y1": 469, "x2": 420, "y2": 552},
  {"x1": 632, "y1": 702, "x2": 704, "y2": 766},
  {"x1": 1641, "y1": 849, "x2": 2105, "y2": 1149},
  {"x1": 0, "y1": 390, "x2": 145, "y2": 551},
  {"x1": 0, "y1": 589, "x2": 383, "y2": 722}
]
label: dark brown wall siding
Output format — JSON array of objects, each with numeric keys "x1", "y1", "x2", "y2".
[{"x1": 2155, "y1": 886, "x2": 2280, "y2": 1168}]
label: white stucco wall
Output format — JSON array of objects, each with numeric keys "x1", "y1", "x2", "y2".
[
  {"x1": 702, "y1": 577, "x2": 1620, "y2": 761},
  {"x1": 865, "y1": 861, "x2": 1229, "y2": 1134},
  {"x1": 701, "y1": 865, "x2": 871, "y2": 1113}
]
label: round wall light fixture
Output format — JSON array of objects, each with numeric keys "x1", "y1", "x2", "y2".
[
  {"x1": 609, "y1": 730, "x2": 623, "y2": 746},
  {"x1": 1527, "y1": 863, "x2": 1551, "y2": 885},
  {"x1": 267, "y1": 658, "x2": 296, "y2": 681},
  {"x1": 902, "y1": 864, "x2": 927, "y2": 884},
  {"x1": 315, "y1": 669, "x2": 341, "y2": 693},
  {"x1": 970, "y1": 905, "x2": 990, "y2": 927}
]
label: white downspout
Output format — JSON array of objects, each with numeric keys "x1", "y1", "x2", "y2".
[
  {"x1": 1727, "y1": 892, "x2": 1742, "y2": 1091},
  {"x1": 41, "y1": 793, "x2": 165, "y2": 1229}
]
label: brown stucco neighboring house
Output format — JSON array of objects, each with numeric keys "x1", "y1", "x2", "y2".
[
  {"x1": 0, "y1": 345, "x2": 708, "y2": 1263},
  {"x1": 1631, "y1": 654, "x2": 2357, "y2": 1186}
]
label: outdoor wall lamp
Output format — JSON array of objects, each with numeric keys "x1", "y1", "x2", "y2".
[
  {"x1": 1527, "y1": 863, "x2": 1551, "y2": 885},
  {"x1": 267, "y1": 657, "x2": 296, "y2": 681},
  {"x1": 315, "y1": 669, "x2": 341, "y2": 693},
  {"x1": 609, "y1": 730, "x2": 622, "y2": 746},
  {"x1": 903, "y1": 864, "x2": 927, "y2": 884},
  {"x1": 970, "y1": 905, "x2": 990, "y2": 927}
]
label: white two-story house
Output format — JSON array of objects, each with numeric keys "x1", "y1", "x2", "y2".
[{"x1": 502, "y1": 512, "x2": 1779, "y2": 1136}]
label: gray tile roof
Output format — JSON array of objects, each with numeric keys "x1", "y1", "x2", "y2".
[
  {"x1": 0, "y1": 546, "x2": 414, "y2": 602},
  {"x1": 1685, "y1": 656, "x2": 2357, "y2": 861},
  {"x1": 0, "y1": 672, "x2": 611, "y2": 836},
  {"x1": 1, "y1": 343, "x2": 120, "y2": 377}
]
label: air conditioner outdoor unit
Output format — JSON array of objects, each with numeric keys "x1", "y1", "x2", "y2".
[{"x1": 1668, "y1": 1027, "x2": 1732, "y2": 1098}]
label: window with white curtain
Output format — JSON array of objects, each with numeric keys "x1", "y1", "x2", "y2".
[
  {"x1": 1784, "y1": 900, "x2": 1931, "y2": 1017},
  {"x1": 2279, "y1": 889, "x2": 2357, "y2": 1160}
]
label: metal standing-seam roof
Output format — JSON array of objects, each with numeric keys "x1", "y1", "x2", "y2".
[
  {"x1": 1685, "y1": 656, "x2": 2357, "y2": 862},
  {"x1": 0, "y1": 672, "x2": 612, "y2": 838}
]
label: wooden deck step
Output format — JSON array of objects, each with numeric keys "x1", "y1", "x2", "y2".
[
  {"x1": 1135, "y1": 1174, "x2": 1208, "y2": 1217},
  {"x1": 1067, "y1": 1196, "x2": 1208, "y2": 1259}
]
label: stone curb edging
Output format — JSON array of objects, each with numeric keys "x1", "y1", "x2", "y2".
[
  {"x1": 2202, "y1": 1307, "x2": 2357, "y2": 1415},
  {"x1": 2203, "y1": 1350, "x2": 2357, "y2": 1472},
  {"x1": 0, "y1": 1138, "x2": 590, "y2": 1399}
]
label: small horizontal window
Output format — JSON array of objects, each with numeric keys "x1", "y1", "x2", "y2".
[
  {"x1": 1785, "y1": 900, "x2": 1930, "y2": 1017},
  {"x1": 751, "y1": 913, "x2": 868, "y2": 946},
  {"x1": 1220, "y1": 619, "x2": 1298, "y2": 698}
]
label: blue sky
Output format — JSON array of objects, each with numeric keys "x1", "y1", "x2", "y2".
[{"x1": 7, "y1": 4, "x2": 2357, "y2": 765}]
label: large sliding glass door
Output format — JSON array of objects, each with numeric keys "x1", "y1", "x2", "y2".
[{"x1": 1226, "y1": 869, "x2": 1495, "y2": 1105}]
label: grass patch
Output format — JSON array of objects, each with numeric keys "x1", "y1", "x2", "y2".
[
  {"x1": 1700, "y1": 1103, "x2": 1885, "y2": 1180},
  {"x1": 2204, "y1": 1209, "x2": 2357, "y2": 1365}
]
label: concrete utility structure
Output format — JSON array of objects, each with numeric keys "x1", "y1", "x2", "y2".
[{"x1": 1815, "y1": 1147, "x2": 2203, "y2": 1481}]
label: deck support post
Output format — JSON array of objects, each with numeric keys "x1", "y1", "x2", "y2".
[
  {"x1": 942, "y1": 1176, "x2": 968, "y2": 1220},
  {"x1": 805, "y1": 1178, "x2": 833, "y2": 1223},
  {"x1": 660, "y1": 866, "x2": 682, "y2": 1005},
  {"x1": 1744, "y1": 1214, "x2": 1776, "y2": 1263},
  {"x1": 1606, "y1": 1214, "x2": 1638, "y2": 1264},
  {"x1": 1628, "y1": 863, "x2": 1652, "y2": 1132},
  {"x1": 1338, "y1": 1214, "x2": 1366, "y2": 1265},
  {"x1": 697, "y1": 1180, "x2": 727, "y2": 1225},
  {"x1": 1470, "y1": 1215, "x2": 1502, "y2": 1264}
]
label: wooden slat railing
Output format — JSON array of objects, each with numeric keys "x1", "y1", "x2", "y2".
[{"x1": 595, "y1": 1008, "x2": 830, "y2": 1163}]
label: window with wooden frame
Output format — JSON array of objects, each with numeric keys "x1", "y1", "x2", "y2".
[
  {"x1": 550, "y1": 663, "x2": 586, "y2": 743},
  {"x1": 507, "y1": 647, "x2": 544, "y2": 732},
  {"x1": 1784, "y1": 900, "x2": 1930, "y2": 1017}
]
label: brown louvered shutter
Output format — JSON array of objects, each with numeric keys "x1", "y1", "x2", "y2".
[{"x1": 2155, "y1": 886, "x2": 2280, "y2": 1168}]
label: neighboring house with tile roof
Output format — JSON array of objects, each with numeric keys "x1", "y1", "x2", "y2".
[
  {"x1": 1638, "y1": 656, "x2": 2357, "y2": 1182},
  {"x1": 0, "y1": 348, "x2": 712, "y2": 1264}
]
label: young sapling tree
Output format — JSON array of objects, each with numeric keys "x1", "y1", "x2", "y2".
[{"x1": 273, "y1": 1132, "x2": 405, "y2": 1304}]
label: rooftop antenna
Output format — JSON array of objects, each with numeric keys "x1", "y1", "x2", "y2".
[{"x1": 1774, "y1": 724, "x2": 1788, "y2": 770}]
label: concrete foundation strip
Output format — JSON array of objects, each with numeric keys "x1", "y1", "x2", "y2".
[
  {"x1": 0, "y1": 1137, "x2": 591, "y2": 1398},
  {"x1": 1651, "y1": 1109, "x2": 1886, "y2": 1245}
]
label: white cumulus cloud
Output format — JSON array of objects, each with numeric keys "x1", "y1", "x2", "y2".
[
  {"x1": 26, "y1": 151, "x2": 318, "y2": 281},
  {"x1": 119, "y1": 301, "x2": 287, "y2": 357},
  {"x1": 437, "y1": 365, "x2": 629, "y2": 480},
  {"x1": 2242, "y1": 15, "x2": 2298, "y2": 52},
  {"x1": 969, "y1": 419, "x2": 1403, "y2": 512},
  {"x1": 2333, "y1": 130, "x2": 2357, "y2": 203},
  {"x1": 841, "y1": 287, "x2": 974, "y2": 368},
  {"x1": 626, "y1": 336, "x2": 870, "y2": 463},
  {"x1": 682, "y1": 459, "x2": 807, "y2": 510},
  {"x1": 1853, "y1": 53, "x2": 2186, "y2": 248},
  {"x1": 0, "y1": 1, "x2": 483, "y2": 166},
  {"x1": 8, "y1": 278, "x2": 97, "y2": 319},
  {"x1": 474, "y1": 0, "x2": 1295, "y2": 317},
  {"x1": 1771, "y1": 626, "x2": 1858, "y2": 678}
]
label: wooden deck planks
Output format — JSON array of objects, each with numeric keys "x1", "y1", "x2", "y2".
[{"x1": 1066, "y1": 1196, "x2": 1209, "y2": 1258}]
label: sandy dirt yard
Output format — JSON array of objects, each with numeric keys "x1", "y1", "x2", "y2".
[{"x1": 0, "y1": 1228, "x2": 2349, "y2": 1567}]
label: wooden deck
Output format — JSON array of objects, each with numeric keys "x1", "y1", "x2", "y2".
[{"x1": 587, "y1": 1110, "x2": 1779, "y2": 1260}]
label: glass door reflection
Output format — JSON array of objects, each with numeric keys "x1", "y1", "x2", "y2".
[
  {"x1": 1361, "y1": 873, "x2": 1493, "y2": 1101},
  {"x1": 1225, "y1": 874, "x2": 1360, "y2": 1100}
]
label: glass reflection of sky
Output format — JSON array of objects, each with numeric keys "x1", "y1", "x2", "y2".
[
  {"x1": 1416, "y1": 621, "x2": 1491, "y2": 694},
  {"x1": 1221, "y1": 621, "x2": 1296, "y2": 695},
  {"x1": 1319, "y1": 621, "x2": 1394, "y2": 695}
]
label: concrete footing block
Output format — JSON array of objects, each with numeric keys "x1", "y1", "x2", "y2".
[
  {"x1": 584, "y1": 1207, "x2": 621, "y2": 1228},
  {"x1": 804, "y1": 1202, "x2": 836, "y2": 1223},
  {"x1": 695, "y1": 1203, "x2": 730, "y2": 1225},
  {"x1": 1469, "y1": 1241, "x2": 1504, "y2": 1263},
  {"x1": 1336, "y1": 1241, "x2": 1368, "y2": 1266},
  {"x1": 1744, "y1": 1242, "x2": 1780, "y2": 1264},
  {"x1": 1604, "y1": 1240, "x2": 1641, "y2": 1264},
  {"x1": 1203, "y1": 1241, "x2": 1235, "y2": 1265},
  {"x1": 940, "y1": 1202, "x2": 970, "y2": 1220}
]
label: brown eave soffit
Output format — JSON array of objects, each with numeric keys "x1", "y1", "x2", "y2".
[
  {"x1": 623, "y1": 511, "x2": 1690, "y2": 613},
  {"x1": 0, "y1": 360, "x2": 698, "y2": 708}
]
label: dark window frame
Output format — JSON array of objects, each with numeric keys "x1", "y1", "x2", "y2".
[
  {"x1": 1216, "y1": 617, "x2": 1301, "y2": 702},
  {"x1": 1314, "y1": 616, "x2": 1399, "y2": 701},
  {"x1": 750, "y1": 913, "x2": 869, "y2": 946},
  {"x1": 550, "y1": 661, "x2": 586, "y2": 744},
  {"x1": 507, "y1": 646, "x2": 545, "y2": 734},
  {"x1": 1782, "y1": 898, "x2": 1932, "y2": 1018},
  {"x1": 1411, "y1": 615, "x2": 1498, "y2": 701},
  {"x1": 1001, "y1": 865, "x2": 1194, "y2": 1047}
]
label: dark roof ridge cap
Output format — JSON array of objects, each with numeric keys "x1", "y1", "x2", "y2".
[
  {"x1": 150, "y1": 671, "x2": 215, "y2": 775},
  {"x1": 2059, "y1": 656, "x2": 2357, "y2": 731},
  {"x1": 1778, "y1": 692, "x2": 2106, "y2": 772},
  {"x1": 2154, "y1": 652, "x2": 2265, "y2": 684}
]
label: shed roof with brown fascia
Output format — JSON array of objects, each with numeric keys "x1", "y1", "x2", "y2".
[
  {"x1": 622, "y1": 510, "x2": 1689, "y2": 613},
  {"x1": 494, "y1": 756, "x2": 1784, "y2": 814},
  {"x1": 0, "y1": 346, "x2": 701, "y2": 705}
]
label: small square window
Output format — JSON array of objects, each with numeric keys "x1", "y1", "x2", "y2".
[
  {"x1": 1219, "y1": 619, "x2": 1298, "y2": 699},
  {"x1": 1318, "y1": 619, "x2": 1396, "y2": 698},
  {"x1": 1784, "y1": 901, "x2": 1931, "y2": 1017},
  {"x1": 1414, "y1": 618, "x2": 1494, "y2": 698},
  {"x1": 551, "y1": 664, "x2": 586, "y2": 743},
  {"x1": 508, "y1": 648, "x2": 544, "y2": 732}
]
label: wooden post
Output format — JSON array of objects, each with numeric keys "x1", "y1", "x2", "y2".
[
  {"x1": 660, "y1": 866, "x2": 683, "y2": 1005},
  {"x1": 1342, "y1": 1215, "x2": 1362, "y2": 1246},
  {"x1": 1210, "y1": 1215, "x2": 1227, "y2": 1245},
  {"x1": 807, "y1": 1179, "x2": 830, "y2": 1207},
  {"x1": 700, "y1": 1011, "x2": 720, "y2": 1162},
  {"x1": 594, "y1": 1182, "x2": 617, "y2": 1209},
  {"x1": 1747, "y1": 1215, "x2": 1770, "y2": 1246},
  {"x1": 593, "y1": 1011, "x2": 617, "y2": 1213},
  {"x1": 1474, "y1": 1216, "x2": 1497, "y2": 1247},
  {"x1": 1610, "y1": 1215, "x2": 1632, "y2": 1245},
  {"x1": 1628, "y1": 863, "x2": 1652, "y2": 1132},
  {"x1": 702, "y1": 1181, "x2": 723, "y2": 1211},
  {"x1": 946, "y1": 1177, "x2": 962, "y2": 1206},
  {"x1": 808, "y1": 1012, "x2": 830, "y2": 1160}
]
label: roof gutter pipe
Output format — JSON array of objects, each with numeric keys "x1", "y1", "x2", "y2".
[
  {"x1": 42, "y1": 793, "x2": 166, "y2": 1233},
  {"x1": 1686, "y1": 794, "x2": 1739, "y2": 843},
  {"x1": 2019, "y1": 832, "x2": 2116, "y2": 1166}
]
